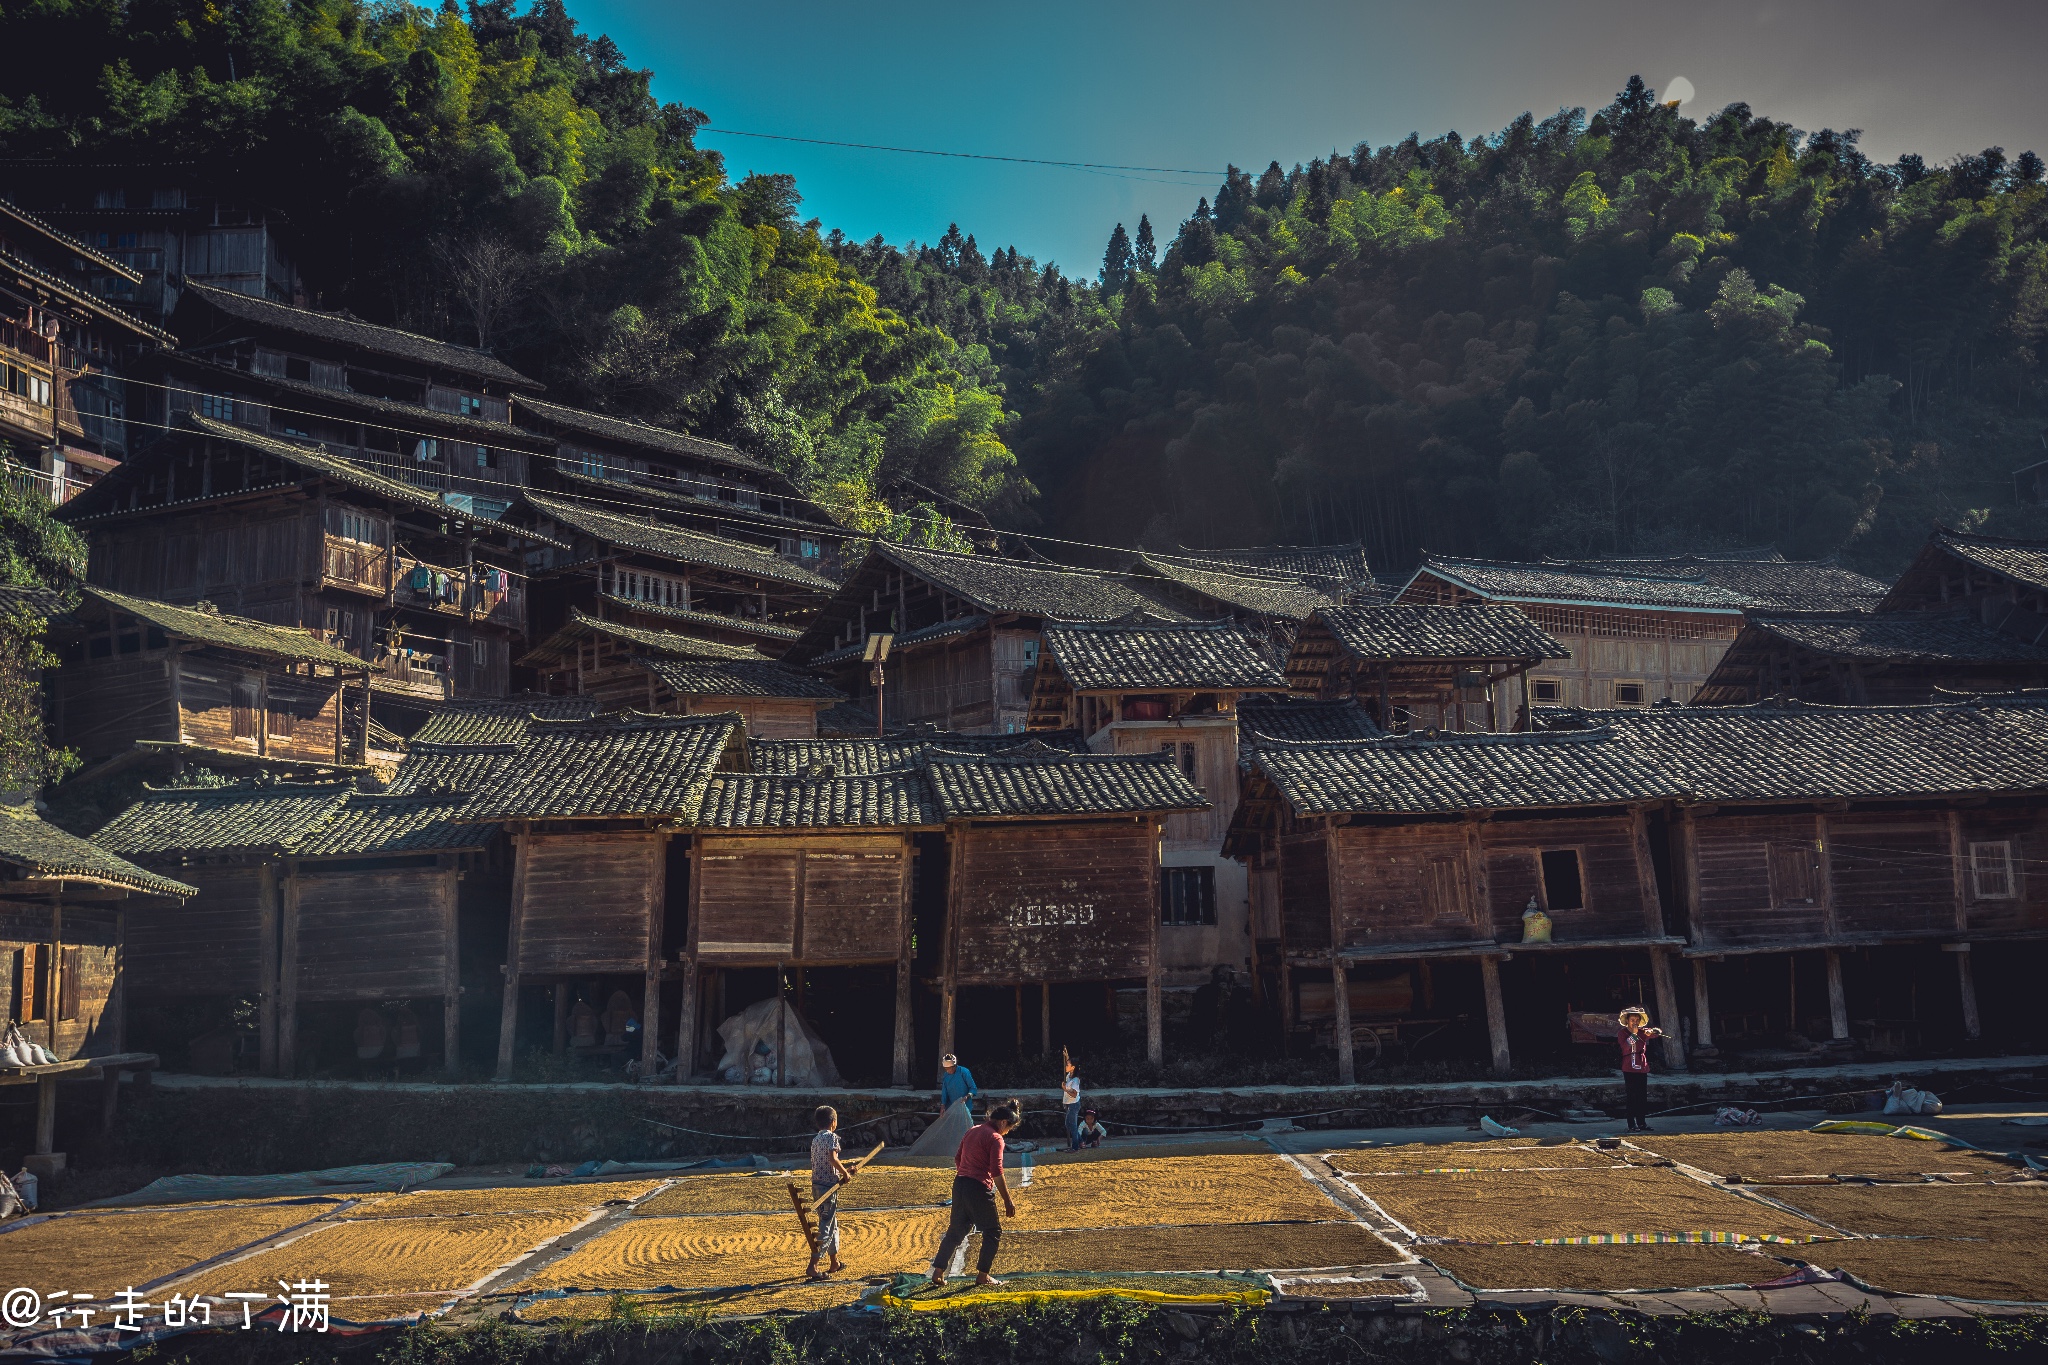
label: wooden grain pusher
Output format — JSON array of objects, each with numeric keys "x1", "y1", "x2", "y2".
[{"x1": 787, "y1": 1141, "x2": 885, "y2": 1255}]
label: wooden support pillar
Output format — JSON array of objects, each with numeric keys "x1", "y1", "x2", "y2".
[
  {"x1": 938, "y1": 982, "x2": 957, "y2": 1064},
  {"x1": 1332, "y1": 954, "x2": 1355, "y2": 1085},
  {"x1": 1480, "y1": 953, "x2": 1511, "y2": 1076},
  {"x1": 494, "y1": 829, "x2": 529, "y2": 1082},
  {"x1": 1649, "y1": 948, "x2": 1687, "y2": 1070},
  {"x1": 443, "y1": 862, "x2": 461, "y2": 1074},
  {"x1": 677, "y1": 960, "x2": 699, "y2": 1081},
  {"x1": 1145, "y1": 969, "x2": 1163, "y2": 1066},
  {"x1": 1014, "y1": 984, "x2": 1025, "y2": 1057},
  {"x1": 1040, "y1": 981, "x2": 1051, "y2": 1059},
  {"x1": 257, "y1": 862, "x2": 280, "y2": 1076},
  {"x1": 891, "y1": 957, "x2": 912, "y2": 1087},
  {"x1": 34, "y1": 1076, "x2": 57, "y2": 1154},
  {"x1": 1951, "y1": 944, "x2": 1982, "y2": 1040},
  {"x1": 1825, "y1": 948, "x2": 1850, "y2": 1041},
  {"x1": 641, "y1": 835, "x2": 666, "y2": 1078},
  {"x1": 1691, "y1": 959, "x2": 1714, "y2": 1049},
  {"x1": 553, "y1": 983, "x2": 569, "y2": 1056},
  {"x1": 276, "y1": 863, "x2": 301, "y2": 1078}
]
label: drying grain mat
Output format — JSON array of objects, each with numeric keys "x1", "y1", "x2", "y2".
[
  {"x1": 1347, "y1": 1167, "x2": 1830, "y2": 1243},
  {"x1": 1323, "y1": 1143, "x2": 1621, "y2": 1175},
  {"x1": 327, "y1": 1293, "x2": 470, "y2": 1322},
  {"x1": 1270, "y1": 1274, "x2": 1421, "y2": 1301},
  {"x1": 985, "y1": 1221, "x2": 1397, "y2": 1273},
  {"x1": 885, "y1": 1139, "x2": 1270, "y2": 1169},
  {"x1": 345, "y1": 1180, "x2": 663, "y2": 1219},
  {"x1": 1631, "y1": 1132, "x2": 2019, "y2": 1182},
  {"x1": 886, "y1": 1269, "x2": 1268, "y2": 1309},
  {"x1": 1423, "y1": 1242, "x2": 1778, "y2": 1292},
  {"x1": 170, "y1": 1212, "x2": 586, "y2": 1299},
  {"x1": 1795, "y1": 1239, "x2": 2048, "y2": 1304},
  {"x1": 515, "y1": 1209, "x2": 939, "y2": 1291},
  {"x1": 1005, "y1": 1155, "x2": 1342, "y2": 1231},
  {"x1": 634, "y1": 1167, "x2": 952, "y2": 1218},
  {"x1": 509, "y1": 1281, "x2": 867, "y2": 1321},
  {"x1": 1763, "y1": 1182, "x2": 2048, "y2": 1239},
  {"x1": 0, "y1": 1203, "x2": 332, "y2": 1294}
]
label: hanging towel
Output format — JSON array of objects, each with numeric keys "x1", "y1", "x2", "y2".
[{"x1": 409, "y1": 565, "x2": 431, "y2": 590}]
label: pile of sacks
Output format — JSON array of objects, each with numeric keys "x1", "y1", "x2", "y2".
[{"x1": 0, "y1": 1021, "x2": 55, "y2": 1067}]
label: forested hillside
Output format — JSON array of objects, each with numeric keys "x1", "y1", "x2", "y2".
[
  {"x1": 848, "y1": 83, "x2": 2048, "y2": 574},
  {"x1": 5, "y1": 4, "x2": 2045, "y2": 573},
  {"x1": 0, "y1": 0, "x2": 1028, "y2": 540}
]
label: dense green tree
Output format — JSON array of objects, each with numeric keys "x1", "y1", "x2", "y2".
[
  {"x1": 1101, "y1": 222, "x2": 1135, "y2": 295},
  {"x1": 1134, "y1": 214, "x2": 1156, "y2": 274}
]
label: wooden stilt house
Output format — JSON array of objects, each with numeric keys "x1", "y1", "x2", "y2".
[
  {"x1": 0, "y1": 805, "x2": 193, "y2": 1062},
  {"x1": 1284, "y1": 604, "x2": 1567, "y2": 732},
  {"x1": 1693, "y1": 613, "x2": 2048, "y2": 706},
  {"x1": 1876, "y1": 528, "x2": 2048, "y2": 636}
]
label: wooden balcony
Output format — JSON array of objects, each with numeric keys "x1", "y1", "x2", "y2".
[
  {"x1": 371, "y1": 650, "x2": 452, "y2": 701},
  {"x1": 394, "y1": 557, "x2": 526, "y2": 632},
  {"x1": 322, "y1": 535, "x2": 390, "y2": 597}
]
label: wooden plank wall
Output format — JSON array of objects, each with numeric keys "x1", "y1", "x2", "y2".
[
  {"x1": 88, "y1": 503, "x2": 312, "y2": 622},
  {"x1": 126, "y1": 865, "x2": 268, "y2": 997},
  {"x1": 1327, "y1": 823, "x2": 1483, "y2": 947},
  {"x1": 515, "y1": 832, "x2": 662, "y2": 973},
  {"x1": 1961, "y1": 808, "x2": 2048, "y2": 935},
  {"x1": 1480, "y1": 816, "x2": 1651, "y2": 940},
  {"x1": 950, "y1": 821, "x2": 1155, "y2": 984},
  {"x1": 692, "y1": 835, "x2": 909, "y2": 962},
  {"x1": 0, "y1": 902, "x2": 121, "y2": 1061},
  {"x1": 682, "y1": 697, "x2": 820, "y2": 739},
  {"x1": 51, "y1": 655, "x2": 178, "y2": 760},
  {"x1": 180, "y1": 658, "x2": 345, "y2": 761},
  {"x1": 1827, "y1": 812, "x2": 1954, "y2": 936},
  {"x1": 1110, "y1": 724, "x2": 1236, "y2": 848},
  {"x1": 291, "y1": 867, "x2": 455, "y2": 1001},
  {"x1": 888, "y1": 634, "x2": 994, "y2": 731},
  {"x1": 1279, "y1": 835, "x2": 1332, "y2": 952}
]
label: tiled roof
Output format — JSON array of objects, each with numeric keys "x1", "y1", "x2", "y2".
[
  {"x1": 1564, "y1": 555, "x2": 1889, "y2": 611},
  {"x1": 1409, "y1": 556, "x2": 1753, "y2": 610},
  {"x1": 383, "y1": 745, "x2": 522, "y2": 796},
  {"x1": 1133, "y1": 553, "x2": 1346, "y2": 620},
  {"x1": 518, "y1": 610, "x2": 771, "y2": 668},
  {"x1": 1924, "y1": 529, "x2": 2048, "y2": 594},
  {"x1": 549, "y1": 463, "x2": 839, "y2": 536},
  {"x1": 81, "y1": 586, "x2": 366, "y2": 668},
  {"x1": 0, "y1": 583, "x2": 63, "y2": 616},
  {"x1": 1040, "y1": 620, "x2": 1288, "y2": 692},
  {"x1": 163, "y1": 355, "x2": 555, "y2": 450},
  {"x1": 0, "y1": 806, "x2": 195, "y2": 897},
  {"x1": 749, "y1": 730, "x2": 1088, "y2": 775},
  {"x1": 815, "y1": 700, "x2": 880, "y2": 736},
  {"x1": 922, "y1": 744, "x2": 1210, "y2": 818},
  {"x1": 1248, "y1": 698, "x2": 2048, "y2": 815},
  {"x1": 876, "y1": 543, "x2": 1183, "y2": 620},
  {"x1": 524, "y1": 491, "x2": 837, "y2": 591},
  {"x1": 1311, "y1": 604, "x2": 1569, "y2": 661},
  {"x1": 594, "y1": 593, "x2": 805, "y2": 643},
  {"x1": 695, "y1": 771, "x2": 939, "y2": 828},
  {"x1": 465, "y1": 712, "x2": 742, "y2": 820},
  {"x1": 92, "y1": 782, "x2": 356, "y2": 857},
  {"x1": 1172, "y1": 542, "x2": 1373, "y2": 585},
  {"x1": 812, "y1": 613, "x2": 989, "y2": 667},
  {"x1": 181, "y1": 280, "x2": 540, "y2": 389},
  {"x1": 407, "y1": 695, "x2": 600, "y2": 746},
  {"x1": 290, "y1": 793, "x2": 495, "y2": 856},
  {"x1": 1237, "y1": 699, "x2": 1382, "y2": 743},
  {"x1": 518, "y1": 397, "x2": 785, "y2": 481},
  {"x1": 1, "y1": 197, "x2": 143, "y2": 282},
  {"x1": 160, "y1": 414, "x2": 565, "y2": 547},
  {"x1": 1745, "y1": 613, "x2": 2048, "y2": 663},
  {"x1": 638, "y1": 656, "x2": 843, "y2": 700}
]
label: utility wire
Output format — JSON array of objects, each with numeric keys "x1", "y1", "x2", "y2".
[{"x1": 700, "y1": 128, "x2": 1222, "y2": 179}]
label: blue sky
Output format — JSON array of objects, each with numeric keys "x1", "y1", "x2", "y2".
[{"x1": 565, "y1": 0, "x2": 2048, "y2": 276}]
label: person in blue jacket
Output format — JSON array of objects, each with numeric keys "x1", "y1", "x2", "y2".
[{"x1": 939, "y1": 1053, "x2": 978, "y2": 1111}]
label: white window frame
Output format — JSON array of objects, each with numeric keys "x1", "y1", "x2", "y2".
[
  {"x1": 1969, "y1": 840, "x2": 2017, "y2": 900},
  {"x1": 611, "y1": 565, "x2": 691, "y2": 611}
]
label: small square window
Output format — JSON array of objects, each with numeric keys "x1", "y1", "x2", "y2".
[
  {"x1": 1539, "y1": 849, "x2": 1585, "y2": 911},
  {"x1": 285, "y1": 356, "x2": 311, "y2": 382},
  {"x1": 1160, "y1": 866, "x2": 1217, "y2": 926},
  {"x1": 1970, "y1": 841, "x2": 2016, "y2": 899},
  {"x1": 1613, "y1": 681, "x2": 1646, "y2": 706},
  {"x1": 1532, "y1": 679, "x2": 1561, "y2": 704}
]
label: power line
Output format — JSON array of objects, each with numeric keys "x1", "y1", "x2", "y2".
[{"x1": 700, "y1": 128, "x2": 1222, "y2": 179}]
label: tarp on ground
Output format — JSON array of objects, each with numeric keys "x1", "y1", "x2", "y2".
[
  {"x1": 89, "y1": 1162, "x2": 456, "y2": 1207},
  {"x1": 907, "y1": 1097, "x2": 976, "y2": 1158}
]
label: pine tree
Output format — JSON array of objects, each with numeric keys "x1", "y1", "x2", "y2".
[
  {"x1": 1134, "y1": 214, "x2": 1156, "y2": 274},
  {"x1": 1101, "y1": 222, "x2": 1135, "y2": 293}
]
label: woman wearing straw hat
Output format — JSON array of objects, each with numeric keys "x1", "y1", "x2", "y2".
[{"x1": 1616, "y1": 1006, "x2": 1665, "y2": 1133}]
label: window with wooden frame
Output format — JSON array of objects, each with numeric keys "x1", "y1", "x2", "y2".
[
  {"x1": 232, "y1": 682, "x2": 261, "y2": 739},
  {"x1": 1424, "y1": 854, "x2": 1476, "y2": 922},
  {"x1": 12, "y1": 945, "x2": 49, "y2": 1021},
  {"x1": 1158, "y1": 740, "x2": 1199, "y2": 788},
  {"x1": 1159, "y1": 866, "x2": 1217, "y2": 926},
  {"x1": 57, "y1": 946, "x2": 81, "y2": 1022},
  {"x1": 266, "y1": 694, "x2": 297, "y2": 739},
  {"x1": 1969, "y1": 841, "x2": 2017, "y2": 900},
  {"x1": 1539, "y1": 849, "x2": 1585, "y2": 911},
  {"x1": 1612, "y1": 680, "x2": 1648, "y2": 707},
  {"x1": 1767, "y1": 841, "x2": 1820, "y2": 905},
  {"x1": 1531, "y1": 678, "x2": 1561, "y2": 704}
]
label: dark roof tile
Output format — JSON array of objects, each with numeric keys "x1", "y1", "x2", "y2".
[
  {"x1": 1925, "y1": 529, "x2": 2048, "y2": 594},
  {"x1": 1133, "y1": 553, "x2": 1349, "y2": 620},
  {"x1": 1311, "y1": 604, "x2": 1568, "y2": 661},
  {"x1": 1237, "y1": 699, "x2": 1382, "y2": 743},
  {"x1": 81, "y1": 586, "x2": 366, "y2": 667},
  {"x1": 1565, "y1": 554, "x2": 1889, "y2": 611},
  {"x1": 1171, "y1": 542, "x2": 1373, "y2": 584},
  {"x1": 877, "y1": 543, "x2": 1185, "y2": 620},
  {"x1": 1041, "y1": 620, "x2": 1288, "y2": 691},
  {"x1": 92, "y1": 783, "x2": 355, "y2": 857},
  {"x1": 0, "y1": 806, "x2": 196, "y2": 897},
  {"x1": 466, "y1": 712, "x2": 742, "y2": 820},
  {"x1": 519, "y1": 397, "x2": 785, "y2": 480},
  {"x1": 923, "y1": 743, "x2": 1209, "y2": 818},
  {"x1": 291, "y1": 793, "x2": 494, "y2": 856},
  {"x1": 1745, "y1": 613, "x2": 2048, "y2": 663},
  {"x1": 525, "y1": 491, "x2": 837, "y2": 591},
  {"x1": 639, "y1": 655, "x2": 843, "y2": 701},
  {"x1": 407, "y1": 695, "x2": 600, "y2": 747},
  {"x1": 695, "y1": 771, "x2": 938, "y2": 828},
  {"x1": 749, "y1": 730, "x2": 1088, "y2": 775},
  {"x1": 1411, "y1": 555, "x2": 1753, "y2": 610}
]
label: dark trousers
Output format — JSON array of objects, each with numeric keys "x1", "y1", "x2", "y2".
[
  {"x1": 1064, "y1": 1103, "x2": 1082, "y2": 1151},
  {"x1": 1623, "y1": 1070, "x2": 1650, "y2": 1129},
  {"x1": 933, "y1": 1176, "x2": 1001, "y2": 1275}
]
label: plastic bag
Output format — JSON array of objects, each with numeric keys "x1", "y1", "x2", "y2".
[
  {"x1": 1882, "y1": 1081, "x2": 1942, "y2": 1116},
  {"x1": 1479, "y1": 1114, "x2": 1520, "y2": 1138},
  {"x1": 712, "y1": 997, "x2": 843, "y2": 1087}
]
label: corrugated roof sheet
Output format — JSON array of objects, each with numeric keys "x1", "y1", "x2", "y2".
[
  {"x1": 638, "y1": 656, "x2": 843, "y2": 701},
  {"x1": 0, "y1": 806, "x2": 195, "y2": 897},
  {"x1": 1312, "y1": 604, "x2": 1569, "y2": 661},
  {"x1": 1248, "y1": 698, "x2": 2048, "y2": 815},
  {"x1": 1745, "y1": 613, "x2": 2048, "y2": 663},
  {"x1": 82, "y1": 586, "x2": 366, "y2": 668},
  {"x1": 525, "y1": 491, "x2": 838, "y2": 591},
  {"x1": 182, "y1": 280, "x2": 539, "y2": 389},
  {"x1": 466, "y1": 712, "x2": 742, "y2": 820},
  {"x1": 1237, "y1": 700, "x2": 1382, "y2": 743},
  {"x1": 695, "y1": 771, "x2": 938, "y2": 828},
  {"x1": 749, "y1": 731, "x2": 1088, "y2": 775},
  {"x1": 1411, "y1": 556, "x2": 1753, "y2": 610},
  {"x1": 1041, "y1": 620, "x2": 1288, "y2": 691},
  {"x1": 923, "y1": 744, "x2": 1210, "y2": 818},
  {"x1": 407, "y1": 695, "x2": 600, "y2": 747}
]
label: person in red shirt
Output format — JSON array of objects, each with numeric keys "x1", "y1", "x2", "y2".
[
  {"x1": 928, "y1": 1101, "x2": 1019, "y2": 1287},
  {"x1": 1616, "y1": 1006, "x2": 1664, "y2": 1132}
]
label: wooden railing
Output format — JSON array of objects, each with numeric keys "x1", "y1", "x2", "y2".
[
  {"x1": 393, "y1": 557, "x2": 525, "y2": 631},
  {"x1": 373, "y1": 650, "x2": 452, "y2": 699},
  {"x1": 322, "y1": 535, "x2": 390, "y2": 595}
]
